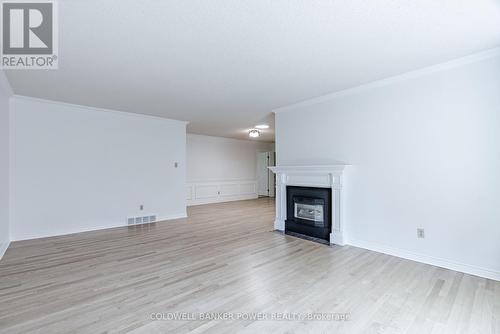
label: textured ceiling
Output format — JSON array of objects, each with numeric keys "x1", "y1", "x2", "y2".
[{"x1": 5, "y1": 0, "x2": 500, "y2": 142}]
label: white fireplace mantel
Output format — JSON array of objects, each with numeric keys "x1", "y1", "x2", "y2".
[{"x1": 268, "y1": 165, "x2": 348, "y2": 246}]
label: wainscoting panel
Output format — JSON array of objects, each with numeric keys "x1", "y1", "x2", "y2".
[
  {"x1": 219, "y1": 183, "x2": 240, "y2": 197},
  {"x1": 187, "y1": 180, "x2": 258, "y2": 206},
  {"x1": 194, "y1": 184, "x2": 219, "y2": 199},
  {"x1": 240, "y1": 182, "x2": 257, "y2": 195},
  {"x1": 186, "y1": 186, "x2": 193, "y2": 200}
]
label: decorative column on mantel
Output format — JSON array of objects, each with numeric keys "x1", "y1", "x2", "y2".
[{"x1": 268, "y1": 165, "x2": 348, "y2": 246}]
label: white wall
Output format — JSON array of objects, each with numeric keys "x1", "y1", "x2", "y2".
[
  {"x1": 186, "y1": 134, "x2": 274, "y2": 205},
  {"x1": 0, "y1": 71, "x2": 12, "y2": 258},
  {"x1": 276, "y1": 52, "x2": 500, "y2": 280},
  {"x1": 10, "y1": 97, "x2": 187, "y2": 241}
]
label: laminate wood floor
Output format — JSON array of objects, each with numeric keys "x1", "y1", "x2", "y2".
[{"x1": 0, "y1": 198, "x2": 498, "y2": 333}]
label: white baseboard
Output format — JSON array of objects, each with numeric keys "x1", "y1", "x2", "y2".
[
  {"x1": 0, "y1": 241, "x2": 10, "y2": 260},
  {"x1": 11, "y1": 212, "x2": 188, "y2": 242},
  {"x1": 348, "y1": 238, "x2": 500, "y2": 282},
  {"x1": 156, "y1": 213, "x2": 188, "y2": 222},
  {"x1": 188, "y1": 194, "x2": 258, "y2": 206}
]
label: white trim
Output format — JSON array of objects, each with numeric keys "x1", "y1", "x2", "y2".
[
  {"x1": 349, "y1": 238, "x2": 500, "y2": 282},
  {"x1": 269, "y1": 165, "x2": 348, "y2": 174},
  {"x1": 11, "y1": 95, "x2": 190, "y2": 125},
  {"x1": 188, "y1": 178, "x2": 258, "y2": 183},
  {"x1": 273, "y1": 47, "x2": 500, "y2": 113},
  {"x1": 188, "y1": 194, "x2": 258, "y2": 206},
  {"x1": 0, "y1": 71, "x2": 13, "y2": 96},
  {"x1": 187, "y1": 179, "x2": 258, "y2": 206},
  {"x1": 187, "y1": 133, "x2": 275, "y2": 145},
  {"x1": 156, "y1": 213, "x2": 188, "y2": 222},
  {"x1": 269, "y1": 164, "x2": 347, "y2": 245},
  {"x1": 0, "y1": 241, "x2": 10, "y2": 260},
  {"x1": 11, "y1": 213, "x2": 188, "y2": 242}
]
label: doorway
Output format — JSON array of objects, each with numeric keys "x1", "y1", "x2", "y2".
[{"x1": 257, "y1": 151, "x2": 275, "y2": 197}]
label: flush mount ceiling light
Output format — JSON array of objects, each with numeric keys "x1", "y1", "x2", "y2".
[
  {"x1": 255, "y1": 124, "x2": 269, "y2": 129},
  {"x1": 248, "y1": 129, "x2": 260, "y2": 138}
]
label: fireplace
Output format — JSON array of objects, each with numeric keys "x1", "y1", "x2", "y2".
[
  {"x1": 286, "y1": 186, "x2": 332, "y2": 243},
  {"x1": 268, "y1": 165, "x2": 347, "y2": 245}
]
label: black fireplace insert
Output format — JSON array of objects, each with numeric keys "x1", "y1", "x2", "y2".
[{"x1": 286, "y1": 186, "x2": 332, "y2": 242}]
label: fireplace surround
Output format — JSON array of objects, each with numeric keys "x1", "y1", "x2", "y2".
[{"x1": 268, "y1": 165, "x2": 347, "y2": 245}]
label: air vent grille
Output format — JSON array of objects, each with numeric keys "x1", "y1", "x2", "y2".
[{"x1": 127, "y1": 215, "x2": 158, "y2": 226}]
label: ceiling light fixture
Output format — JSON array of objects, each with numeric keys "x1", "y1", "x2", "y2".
[
  {"x1": 255, "y1": 124, "x2": 269, "y2": 129},
  {"x1": 248, "y1": 129, "x2": 260, "y2": 138}
]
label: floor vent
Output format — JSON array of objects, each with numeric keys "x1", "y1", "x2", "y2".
[{"x1": 127, "y1": 215, "x2": 157, "y2": 225}]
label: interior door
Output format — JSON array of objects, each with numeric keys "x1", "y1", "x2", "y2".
[
  {"x1": 257, "y1": 152, "x2": 270, "y2": 196},
  {"x1": 268, "y1": 152, "x2": 276, "y2": 197}
]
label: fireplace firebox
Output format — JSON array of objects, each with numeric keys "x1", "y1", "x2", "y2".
[{"x1": 286, "y1": 186, "x2": 332, "y2": 243}]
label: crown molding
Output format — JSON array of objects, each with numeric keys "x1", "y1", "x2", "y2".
[
  {"x1": 0, "y1": 71, "x2": 13, "y2": 96},
  {"x1": 11, "y1": 95, "x2": 190, "y2": 125},
  {"x1": 273, "y1": 47, "x2": 500, "y2": 113},
  {"x1": 187, "y1": 132, "x2": 275, "y2": 144}
]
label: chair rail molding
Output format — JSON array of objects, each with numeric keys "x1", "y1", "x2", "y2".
[{"x1": 269, "y1": 165, "x2": 348, "y2": 246}]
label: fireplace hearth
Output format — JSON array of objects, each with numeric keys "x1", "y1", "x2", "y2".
[{"x1": 286, "y1": 186, "x2": 332, "y2": 243}]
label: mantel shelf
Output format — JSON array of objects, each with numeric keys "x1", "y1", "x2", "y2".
[{"x1": 268, "y1": 165, "x2": 349, "y2": 174}]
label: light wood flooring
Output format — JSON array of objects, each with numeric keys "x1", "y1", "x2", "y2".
[{"x1": 0, "y1": 198, "x2": 499, "y2": 333}]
